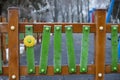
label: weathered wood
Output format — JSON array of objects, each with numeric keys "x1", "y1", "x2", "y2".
[
  {"x1": 1, "y1": 34, "x2": 7, "y2": 63},
  {"x1": 1, "y1": 17, "x2": 7, "y2": 64},
  {"x1": 1, "y1": 65, "x2": 120, "y2": 76},
  {"x1": 0, "y1": 23, "x2": 96, "y2": 33},
  {"x1": 0, "y1": 66, "x2": 8, "y2": 75},
  {"x1": 0, "y1": 7, "x2": 120, "y2": 80},
  {"x1": 8, "y1": 7, "x2": 19, "y2": 80},
  {"x1": 95, "y1": 9, "x2": 106, "y2": 80},
  {"x1": 1, "y1": 23, "x2": 120, "y2": 33}
]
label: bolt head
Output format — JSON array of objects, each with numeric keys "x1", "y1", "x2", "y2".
[
  {"x1": 11, "y1": 26, "x2": 15, "y2": 31},
  {"x1": 56, "y1": 68, "x2": 60, "y2": 72},
  {"x1": 98, "y1": 73, "x2": 102, "y2": 77},
  {"x1": 85, "y1": 27, "x2": 89, "y2": 30},
  {"x1": 113, "y1": 27, "x2": 117, "y2": 30},
  {"x1": 45, "y1": 27, "x2": 49, "y2": 31},
  {"x1": 82, "y1": 68, "x2": 86, "y2": 72},
  {"x1": 67, "y1": 27, "x2": 71, "y2": 30},
  {"x1": 99, "y1": 26, "x2": 104, "y2": 30},
  {"x1": 29, "y1": 69, "x2": 33, "y2": 73},
  {"x1": 12, "y1": 75, "x2": 16, "y2": 79},
  {"x1": 27, "y1": 39, "x2": 31, "y2": 43},
  {"x1": 113, "y1": 67, "x2": 117, "y2": 71},
  {"x1": 56, "y1": 27, "x2": 60, "y2": 30},
  {"x1": 41, "y1": 69, "x2": 45, "y2": 73},
  {"x1": 71, "y1": 68, "x2": 75, "y2": 72}
]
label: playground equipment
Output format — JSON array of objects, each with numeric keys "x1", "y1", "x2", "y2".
[
  {"x1": 106, "y1": 0, "x2": 115, "y2": 23},
  {"x1": 0, "y1": 7, "x2": 120, "y2": 80},
  {"x1": 88, "y1": 8, "x2": 95, "y2": 23}
]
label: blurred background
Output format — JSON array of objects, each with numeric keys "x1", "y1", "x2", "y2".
[
  {"x1": 0, "y1": 0, "x2": 119, "y2": 23},
  {"x1": 0, "y1": 0, "x2": 120, "y2": 80}
]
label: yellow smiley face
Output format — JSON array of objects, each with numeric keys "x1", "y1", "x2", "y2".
[{"x1": 24, "y1": 35, "x2": 36, "y2": 47}]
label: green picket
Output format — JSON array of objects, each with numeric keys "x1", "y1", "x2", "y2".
[
  {"x1": 54, "y1": 25, "x2": 62, "y2": 73},
  {"x1": 65, "y1": 25, "x2": 76, "y2": 73},
  {"x1": 111, "y1": 25, "x2": 118, "y2": 71},
  {"x1": 80, "y1": 25, "x2": 90, "y2": 73},
  {"x1": 25, "y1": 25, "x2": 35, "y2": 74},
  {"x1": 39, "y1": 26, "x2": 51, "y2": 74}
]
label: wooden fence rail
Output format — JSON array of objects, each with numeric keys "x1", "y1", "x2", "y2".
[{"x1": 0, "y1": 7, "x2": 119, "y2": 80}]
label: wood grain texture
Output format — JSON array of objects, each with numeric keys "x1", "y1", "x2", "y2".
[
  {"x1": 1, "y1": 17, "x2": 7, "y2": 64},
  {"x1": 8, "y1": 7, "x2": 19, "y2": 80},
  {"x1": 95, "y1": 9, "x2": 106, "y2": 80}
]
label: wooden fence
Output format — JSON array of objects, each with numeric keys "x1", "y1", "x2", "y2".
[{"x1": 0, "y1": 7, "x2": 120, "y2": 80}]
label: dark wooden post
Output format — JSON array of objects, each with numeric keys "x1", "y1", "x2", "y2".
[
  {"x1": 8, "y1": 7, "x2": 19, "y2": 80},
  {"x1": 95, "y1": 9, "x2": 106, "y2": 80},
  {"x1": 0, "y1": 3, "x2": 2, "y2": 16},
  {"x1": 1, "y1": 16, "x2": 7, "y2": 64}
]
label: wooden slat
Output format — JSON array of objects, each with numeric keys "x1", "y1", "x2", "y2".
[
  {"x1": 0, "y1": 23, "x2": 8, "y2": 33},
  {"x1": 20, "y1": 65, "x2": 95, "y2": 76},
  {"x1": 39, "y1": 26, "x2": 51, "y2": 74},
  {"x1": 25, "y1": 25, "x2": 35, "y2": 74},
  {"x1": 1, "y1": 17, "x2": 7, "y2": 64},
  {"x1": 8, "y1": 8, "x2": 19, "y2": 80},
  {"x1": 0, "y1": 66, "x2": 8, "y2": 76},
  {"x1": 19, "y1": 23, "x2": 96, "y2": 33},
  {"x1": 105, "y1": 64, "x2": 120, "y2": 73},
  {"x1": 1, "y1": 23, "x2": 120, "y2": 33},
  {"x1": 0, "y1": 23, "x2": 96, "y2": 33},
  {"x1": 95, "y1": 9, "x2": 106, "y2": 80},
  {"x1": 65, "y1": 26, "x2": 76, "y2": 73},
  {"x1": 54, "y1": 25, "x2": 62, "y2": 73},
  {"x1": 1, "y1": 65, "x2": 120, "y2": 76},
  {"x1": 111, "y1": 25, "x2": 118, "y2": 71},
  {"x1": 80, "y1": 26, "x2": 90, "y2": 73},
  {"x1": 106, "y1": 24, "x2": 120, "y2": 32}
]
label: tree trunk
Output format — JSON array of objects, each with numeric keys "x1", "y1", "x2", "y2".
[
  {"x1": 54, "y1": 0, "x2": 58, "y2": 22},
  {"x1": 77, "y1": 0, "x2": 80, "y2": 22},
  {"x1": 66, "y1": 10, "x2": 69, "y2": 22},
  {"x1": 80, "y1": 0, "x2": 83, "y2": 23},
  {"x1": 62, "y1": 12, "x2": 65, "y2": 22}
]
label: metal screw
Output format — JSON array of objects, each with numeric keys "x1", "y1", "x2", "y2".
[
  {"x1": 45, "y1": 27, "x2": 49, "y2": 31},
  {"x1": 12, "y1": 75, "x2": 16, "y2": 79},
  {"x1": 27, "y1": 39, "x2": 31, "y2": 43},
  {"x1": 113, "y1": 27, "x2": 117, "y2": 30},
  {"x1": 11, "y1": 26, "x2": 15, "y2": 31},
  {"x1": 99, "y1": 26, "x2": 104, "y2": 30},
  {"x1": 71, "y1": 68, "x2": 75, "y2": 72},
  {"x1": 82, "y1": 68, "x2": 85, "y2": 72},
  {"x1": 29, "y1": 69, "x2": 33, "y2": 73},
  {"x1": 67, "y1": 27, "x2": 71, "y2": 30},
  {"x1": 113, "y1": 67, "x2": 117, "y2": 71},
  {"x1": 56, "y1": 27, "x2": 60, "y2": 30},
  {"x1": 41, "y1": 69, "x2": 45, "y2": 73},
  {"x1": 98, "y1": 73, "x2": 102, "y2": 77},
  {"x1": 85, "y1": 27, "x2": 89, "y2": 30},
  {"x1": 56, "y1": 68, "x2": 60, "y2": 72}
]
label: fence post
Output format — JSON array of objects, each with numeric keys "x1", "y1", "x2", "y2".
[
  {"x1": 8, "y1": 7, "x2": 19, "y2": 80},
  {"x1": 95, "y1": 9, "x2": 106, "y2": 80},
  {"x1": 1, "y1": 16, "x2": 7, "y2": 64}
]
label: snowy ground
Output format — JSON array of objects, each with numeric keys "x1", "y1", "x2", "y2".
[{"x1": 0, "y1": 33, "x2": 120, "y2": 80}]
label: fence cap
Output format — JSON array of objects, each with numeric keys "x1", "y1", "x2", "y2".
[
  {"x1": 95, "y1": 9, "x2": 107, "y2": 11},
  {"x1": 8, "y1": 7, "x2": 19, "y2": 10}
]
